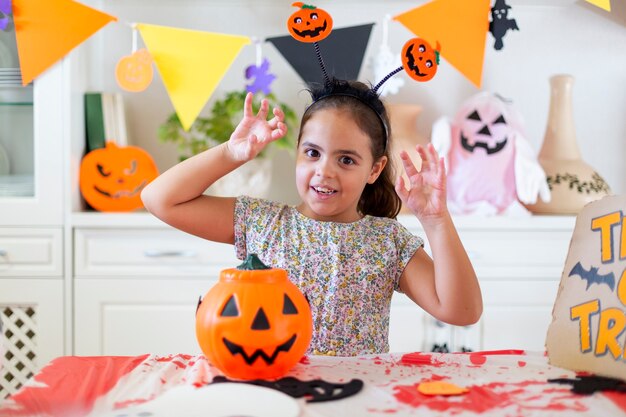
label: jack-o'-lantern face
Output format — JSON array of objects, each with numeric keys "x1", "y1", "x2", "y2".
[
  {"x1": 454, "y1": 93, "x2": 517, "y2": 156},
  {"x1": 115, "y1": 48, "x2": 153, "y2": 92},
  {"x1": 196, "y1": 254, "x2": 312, "y2": 380},
  {"x1": 287, "y1": 2, "x2": 333, "y2": 43},
  {"x1": 401, "y1": 38, "x2": 440, "y2": 82},
  {"x1": 79, "y1": 142, "x2": 159, "y2": 212}
]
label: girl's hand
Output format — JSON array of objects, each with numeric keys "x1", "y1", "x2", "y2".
[
  {"x1": 227, "y1": 92, "x2": 288, "y2": 162},
  {"x1": 395, "y1": 143, "x2": 448, "y2": 223}
]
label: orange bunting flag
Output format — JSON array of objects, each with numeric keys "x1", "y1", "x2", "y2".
[
  {"x1": 13, "y1": 0, "x2": 117, "y2": 86},
  {"x1": 137, "y1": 23, "x2": 250, "y2": 131},
  {"x1": 394, "y1": 0, "x2": 491, "y2": 88}
]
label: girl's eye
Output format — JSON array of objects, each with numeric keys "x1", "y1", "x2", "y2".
[
  {"x1": 305, "y1": 149, "x2": 319, "y2": 158},
  {"x1": 339, "y1": 156, "x2": 355, "y2": 165}
]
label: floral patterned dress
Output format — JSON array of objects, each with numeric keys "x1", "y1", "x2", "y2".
[{"x1": 234, "y1": 196, "x2": 424, "y2": 356}]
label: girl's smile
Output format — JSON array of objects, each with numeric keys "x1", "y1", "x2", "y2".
[{"x1": 295, "y1": 108, "x2": 386, "y2": 223}]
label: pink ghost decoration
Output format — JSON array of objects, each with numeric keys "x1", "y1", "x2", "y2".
[{"x1": 431, "y1": 92, "x2": 550, "y2": 215}]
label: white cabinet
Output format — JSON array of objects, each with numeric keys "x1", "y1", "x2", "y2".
[
  {"x1": 1, "y1": 28, "x2": 66, "y2": 399},
  {"x1": 72, "y1": 217, "x2": 239, "y2": 356},
  {"x1": 393, "y1": 215, "x2": 576, "y2": 353}
]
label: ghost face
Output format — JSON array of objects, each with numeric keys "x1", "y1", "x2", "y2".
[{"x1": 455, "y1": 95, "x2": 516, "y2": 156}]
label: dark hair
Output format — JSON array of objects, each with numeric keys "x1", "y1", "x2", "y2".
[{"x1": 298, "y1": 79, "x2": 402, "y2": 219}]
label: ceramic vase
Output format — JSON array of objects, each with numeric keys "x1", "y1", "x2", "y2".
[
  {"x1": 525, "y1": 74, "x2": 611, "y2": 215},
  {"x1": 387, "y1": 103, "x2": 426, "y2": 213}
]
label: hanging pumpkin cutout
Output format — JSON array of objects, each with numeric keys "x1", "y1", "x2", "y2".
[
  {"x1": 115, "y1": 48, "x2": 154, "y2": 92},
  {"x1": 79, "y1": 142, "x2": 159, "y2": 212},
  {"x1": 287, "y1": 2, "x2": 333, "y2": 43},
  {"x1": 196, "y1": 254, "x2": 312, "y2": 380},
  {"x1": 401, "y1": 37, "x2": 440, "y2": 82}
]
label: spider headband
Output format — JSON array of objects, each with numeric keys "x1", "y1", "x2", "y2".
[{"x1": 287, "y1": 2, "x2": 441, "y2": 149}]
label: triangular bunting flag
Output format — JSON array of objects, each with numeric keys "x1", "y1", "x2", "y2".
[
  {"x1": 585, "y1": 0, "x2": 611, "y2": 12},
  {"x1": 394, "y1": 0, "x2": 491, "y2": 88},
  {"x1": 137, "y1": 24, "x2": 250, "y2": 131},
  {"x1": 13, "y1": 0, "x2": 117, "y2": 86},
  {"x1": 267, "y1": 24, "x2": 374, "y2": 88}
]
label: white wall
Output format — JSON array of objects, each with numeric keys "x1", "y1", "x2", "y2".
[{"x1": 82, "y1": 0, "x2": 626, "y2": 203}]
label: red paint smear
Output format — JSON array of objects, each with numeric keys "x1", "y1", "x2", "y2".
[
  {"x1": 605, "y1": 391, "x2": 626, "y2": 413},
  {"x1": 1, "y1": 355, "x2": 148, "y2": 417},
  {"x1": 469, "y1": 354, "x2": 486, "y2": 365},
  {"x1": 401, "y1": 353, "x2": 443, "y2": 367},
  {"x1": 518, "y1": 361, "x2": 527, "y2": 367},
  {"x1": 154, "y1": 353, "x2": 193, "y2": 363},
  {"x1": 299, "y1": 355, "x2": 310, "y2": 365},
  {"x1": 430, "y1": 374, "x2": 446, "y2": 381},
  {"x1": 393, "y1": 380, "x2": 589, "y2": 414}
]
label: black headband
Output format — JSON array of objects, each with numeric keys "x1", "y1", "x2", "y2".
[{"x1": 304, "y1": 78, "x2": 390, "y2": 150}]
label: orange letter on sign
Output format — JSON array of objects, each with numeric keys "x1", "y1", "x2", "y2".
[
  {"x1": 591, "y1": 212, "x2": 621, "y2": 263},
  {"x1": 595, "y1": 308, "x2": 626, "y2": 359},
  {"x1": 571, "y1": 299, "x2": 600, "y2": 353}
]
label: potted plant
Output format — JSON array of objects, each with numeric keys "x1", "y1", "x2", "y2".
[{"x1": 158, "y1": 91, "x2": 298, "y2": 197}]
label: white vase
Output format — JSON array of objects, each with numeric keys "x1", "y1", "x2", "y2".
[
  {"x1": 209, "y1": 158, "x2": 272, "y2": 199},
  {"x1": 525, "y1": 74, "x2": 611, "y2": 215}
]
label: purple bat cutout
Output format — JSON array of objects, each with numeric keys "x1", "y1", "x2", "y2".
[
  {"x1": 245, "y1": 58, "x2": 276, "y2": 95},
  {"x1": 0, "y1": 0, "x2": 11, "y2": 31}
]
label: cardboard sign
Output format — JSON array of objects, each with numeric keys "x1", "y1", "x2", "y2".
[{"x1": 546, "y1": 195, "x2": 626, "y2": 380}]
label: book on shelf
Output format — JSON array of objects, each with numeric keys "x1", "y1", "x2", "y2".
[{"x1": 84, "y1": 92, "x2": 128, "y2": 153}]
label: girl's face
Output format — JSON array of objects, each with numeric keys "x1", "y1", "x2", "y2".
[{"x1": 295, "y1": 108, "x2": 387, "y2": 223}]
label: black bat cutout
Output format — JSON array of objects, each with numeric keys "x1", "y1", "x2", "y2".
[
  {"x1": 549, "y1": 375, "x2": 626, "y2": 395},
  {"x1": 212, "y1": 375, "x2": 364, "y2": 403},
  {"x1": 569, "y1": 261, "x2": 615, "y2": 291}
]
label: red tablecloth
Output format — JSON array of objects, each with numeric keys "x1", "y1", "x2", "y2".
[{"x1": 1, "y1": 350, "x2": 625, "y2": 416}]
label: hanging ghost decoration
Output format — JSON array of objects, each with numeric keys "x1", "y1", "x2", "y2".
[
  {"x1": 431, "y1": 92, "x2": 550, "y2": 215},
  {"x1": 489, "y1": 0, "x2": 519, "y2": 51}
]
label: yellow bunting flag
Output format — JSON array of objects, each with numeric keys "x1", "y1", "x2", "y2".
[
  {"x1": 585, "y1": 0, "x2": 611, "y2": 12},
  {"x1": 13, "y1": 0, "x2": 117, "y2": 86},
  {"x1": 137, "y1": 24, "x2": 250, "y2": 131},
  {"x1": 394, "y1": 0, "x2": 491, "y2": 88}
]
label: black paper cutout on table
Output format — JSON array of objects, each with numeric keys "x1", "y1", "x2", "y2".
[
  {"x1": 489, "y1": 0, "x2": 519, "y2": 51},
  {"x1": 211, "y1": 375, "x2": 364, "y2": 402},
  {"x1": 548, "y1": 375, "x2": 626, "y2": 395}
]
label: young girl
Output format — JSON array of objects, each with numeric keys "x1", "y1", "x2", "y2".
[{"x1": 142, "y1": 79, "x2": 482, "y2": 356}]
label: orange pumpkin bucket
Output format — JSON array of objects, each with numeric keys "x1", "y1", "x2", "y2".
[{"x1": 196, "y1": 254, "x2": 312, "y2": 380}]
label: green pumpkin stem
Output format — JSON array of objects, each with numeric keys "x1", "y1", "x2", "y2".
[
  {"x1": 237, "y1": 253, "x2": 271, "y2": 270},
  {"x1": 301, "y1": 4, "x2": 317, "y2": 9}
]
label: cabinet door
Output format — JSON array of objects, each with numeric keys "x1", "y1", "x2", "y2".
[
  {"x1": 74, "y1": 279, "x2": 216, "y2": 356},
  {"x1": 0, "y1": 279, "x2": 64, "y2": 399},
  {"x1": 0, "y1": 63, "x2": 64, "y2": 226},
  {"x1": 480, "y1": 281, "x2": 559, "y2": 351}
]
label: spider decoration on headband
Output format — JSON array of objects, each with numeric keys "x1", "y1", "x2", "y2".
[{"x1": 286, "y1": 3, "x2": 440, "y2": 100}]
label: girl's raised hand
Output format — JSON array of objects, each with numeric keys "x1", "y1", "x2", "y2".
[
  {"x1": 395, "y1": 143, "x2": 448, "y2": 223},
  {"x1": 227, "y1": 92, "x2": 288, "y2": 162}
]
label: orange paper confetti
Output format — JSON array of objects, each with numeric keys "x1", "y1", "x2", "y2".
[{"x1": 417, "y1": 381, "x2": 469, "y2": 396}]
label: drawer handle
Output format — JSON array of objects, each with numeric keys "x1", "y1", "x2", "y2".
[{"x1": 143, "y1": 250, "x2": 198, "y2": 258}]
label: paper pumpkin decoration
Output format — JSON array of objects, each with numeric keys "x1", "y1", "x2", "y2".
[
  {"x1": 547, "y1": 195, "x2": 626, "y2": 381},
  {"x1": 79, "y1": 142, "x2": 158, "y2": 212},
  {"x1": 115, "y1": 48, "x2": 154, "y2": 92},
  {"x1": 196, "y1": 254, "x2": 312, "y2": 380},
  {"x1": 401, "y1": 37, "x2": 440, "y2": 82},
  {"x1": 431, "y1": 92, "x2": 550, "y2": 215},
  {"x1": 287, "y1": 2, "x2": 333, "y2": 43}
]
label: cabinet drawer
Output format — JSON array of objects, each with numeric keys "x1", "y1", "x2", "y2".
[
  {"x1": 0, "y1": 228, "x2": 62, "y2": 277},
  {"x1": 74, "y1": 228, "x2": 239, "y2": 277}
]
